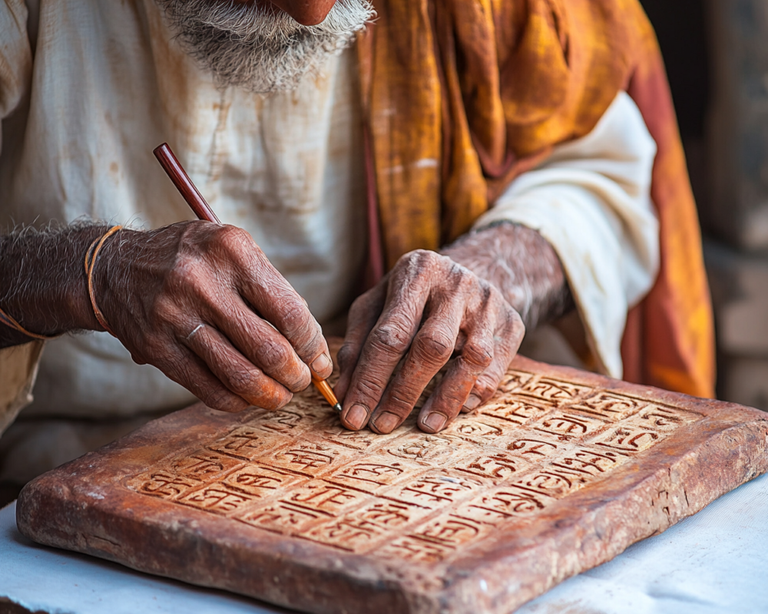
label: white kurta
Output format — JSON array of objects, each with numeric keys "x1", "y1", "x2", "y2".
[{"x1": 0, "y1": 0, "x2": 658, "y2": 479}]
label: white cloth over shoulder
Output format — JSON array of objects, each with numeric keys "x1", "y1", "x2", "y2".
[{"x1": 473, "y1": 92, "x2": 659, "y2": 378}]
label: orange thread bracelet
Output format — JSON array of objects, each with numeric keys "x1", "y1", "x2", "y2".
[
  {"x1": 0, "y1": 306, "x2": 57, "y2": 341},
  {"x1": 84, "y1": 225, "x2": 123, "y2": 336}
]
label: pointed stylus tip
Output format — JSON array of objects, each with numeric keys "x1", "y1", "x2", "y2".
[{"x1": 333, "y1": 403, "x2": 342, "y2": 413}]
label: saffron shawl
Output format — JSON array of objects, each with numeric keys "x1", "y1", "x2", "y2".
[{"x1": 357, "y1": 0, "x2": 715, "y2": 398}]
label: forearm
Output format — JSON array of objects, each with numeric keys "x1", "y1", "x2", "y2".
[
  {"x1": 440, "y1": 222, "x2": 573, "y2": 330},
  {"x1": 0, "y1": 223, "x2": 109, "y2": 347}
]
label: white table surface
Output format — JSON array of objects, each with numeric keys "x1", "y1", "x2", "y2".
[{"x1": 3, "y1": 472, "x2": 768, "y2": 614}]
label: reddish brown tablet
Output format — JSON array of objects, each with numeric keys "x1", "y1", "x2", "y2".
[{"x1": 16, "y1": 354, "x2": 768, "y2": 614}]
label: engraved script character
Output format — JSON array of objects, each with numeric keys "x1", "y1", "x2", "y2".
[
  {"x1": 381, "y1": 537, "x2": 453, "y2": 564},
  {"x1": 419, "y1": 518, "x2": 482, "y2": 545},
  {"x1": 361, "y1": 502, "x2": 413, "y2": 527},
  {"x1": 507, "y1": 438, "x2": 558, "y2": 456},
  {"x1": 136, "y1": 471, "x2": 199, "y2": 498}
]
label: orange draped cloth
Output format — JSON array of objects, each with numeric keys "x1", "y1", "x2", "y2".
[{"x1": 357, "y1": 0, "x2": 715, "y2": 398}]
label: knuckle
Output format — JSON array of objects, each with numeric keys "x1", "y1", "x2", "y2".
[
  {"x1": 226, "y1": 367, "x2": 259, "y2": 396},
  {"x1": 414, "y1": 329, "x2": 454, "y2": 362},
  {"x1": 217, "y1": 224, "x2": 251, "y2": 250},
  {"x1": 336, "y1": 343, "x2": 356, "y2": 369},
  {"x1": 462, "y1": 338, "x2": 494, "y2": 368},
  {"x1": 286, "y1": 376, "x2": 311, "y2": 394},
  {"x1": 472, "y1": 374, "x2": 497, "y2": 399},
  {"x1": 167, "y1": 253, "x2": 200, "y2": 288},
  {"x1": 387, "y1": 390, "x2": 417, "y2": 411},
  {"x1": 395, "y1": 249, "x2": 421, "y2": 267},
  {"x1": 260, "y1": 390, "x2": 293, "y2": 411},
  {"x1": 370, "y1": 321, "x2": 411, "y2": 355},
  {"x1": 394, "y1": 249, "x2": 439, "y2": 274},
  {"x1": 167, "y1": 261, "x2": 219, "y2": 308},
  {"x1": 202, "y1": 388, "x2": 238, "y2": 412},
  {"x1": 217, "y1": 226, "x2": 264, "y2": 270},
  {"x1": 280, "y1": 300, "x2": 313, "y2": 338},
  {"x1": 356, "y1": 377, "x2": 385, "y2": 400},
  {"x1": 296, "y1": 327, "x2": 325, "y2": 362},
  {"x1": 257, "y1": 339, "x2": 291, "y2": 371}
]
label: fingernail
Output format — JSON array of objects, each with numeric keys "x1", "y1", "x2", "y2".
[
  {"x1": 346, "y1": 404, "x2": 368, "y2": 430},
  {"x1": 311, "y1": 353, "x2": 332, "y2": 374},
  {"x1": 373, "y1": 411, "x2": 400, "y2": 434},
  {"x1": 423, "y1": 412, "x2": 447, "y2": 432},
  {"x1": 463, "y1": 394, "x2": 482, "y2": 411}
]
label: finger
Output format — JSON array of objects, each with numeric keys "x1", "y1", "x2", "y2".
[
  {"x1": 211, "y1": 297, "x2": 311, "y2": 393},
  {"x1": 223, "y1": 230, "x2": 332, "y2": 379},
  {"x1": 340, "y1": 282, "x2": 428, "y2": 431},
  {"x1": 461, "y1": 352, "x2": 508, "y2": 413},
  {"x1": 367, "y1": 303, "x2": 462, "y2": 434},
  {"x1": 417, "y1": 330, "x2": 494, "y2": 433},
  {"x1": 462, "y1": 313, "x2": 525, "y2": 412},
  {"x1": 250, "y1": 280, "x2": 331, "y2": 380},
  {"x1": 182, "y1": 322, "x2": 293, "y2": 410},
  {"x1": 154, "y1": 343, "x2": 251, "y2": 413},
  {"x1": 335, "y1": 284, "x2": 386, "y2": 402}
]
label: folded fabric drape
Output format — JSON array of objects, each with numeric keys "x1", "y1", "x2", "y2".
[{"x1": 357, "y1": 0, "x2": 715, "y2": 398}]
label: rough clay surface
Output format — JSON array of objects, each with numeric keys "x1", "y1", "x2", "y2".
[{"x1": 16, "y1": 346, "x2": 768, "y2": 614}]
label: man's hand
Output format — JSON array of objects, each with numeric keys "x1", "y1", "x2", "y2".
[
  {"x1": 335, "y1": 223, "x2": 573, "y2": 434},
  {"x1": 0, "y1": 221, "x2": 331, "y2": 412},
  {"x1": 335, "y1": 250, "x2": 523, "y2": 434},
  {"x1": 93, "y1": 221, "x2": 333, "y2": 412}
]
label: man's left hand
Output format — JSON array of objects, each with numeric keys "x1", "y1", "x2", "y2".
[{"x1": 334, "y1": 249, "x2": 524, "y2": 434}]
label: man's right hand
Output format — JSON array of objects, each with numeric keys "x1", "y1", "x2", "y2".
[{"x1": 93, "y1": 221, "x2": 332, "y2": 412}]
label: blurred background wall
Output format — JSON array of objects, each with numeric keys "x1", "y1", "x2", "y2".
[{"x1": 640, "y1": 0, "x2": 768, "y2": 409}]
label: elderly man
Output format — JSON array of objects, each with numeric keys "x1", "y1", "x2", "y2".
[{"x1": 0, "y1": 0, "x2": 713, "y2": 483}]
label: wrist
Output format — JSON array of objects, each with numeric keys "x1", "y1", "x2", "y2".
[
  {"x1": 441, "y1": 223, "x2": 573, "y2": 329},
  {"x1": 0, "y1": 223, "x2": 115, "y2": 346}
]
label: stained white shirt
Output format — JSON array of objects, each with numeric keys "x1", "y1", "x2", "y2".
[{"x1": 0, "y1": 0, "x2": 658, "y2": 436}]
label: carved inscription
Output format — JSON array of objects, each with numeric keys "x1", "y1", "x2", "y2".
[
  {"x1": 128, "y1": 471, "x2": 201, "y2": 499},
  {"x1": 206, "y1": 426, "x2": 276, "y2": 460},
  {"x1": 127, "y1": 371, "x2": 701, "y2": 565},
  {"x1": 179, "y1": 483, "x2": 256, "y2": 514},
  {"x1": 238, "y1": 503, "x2": 323, "y2": 534},
  {"x1": 479, "y1": 399, "x2": 553, "y2": 425},
  {"x1": 517, "y1": 378, "x2": 592, "y2": 404},
  {"x1": 497, "y1": 369, "x2": 534, "y2": 393}
]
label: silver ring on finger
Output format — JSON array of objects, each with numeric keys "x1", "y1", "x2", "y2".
[{"x1": 186, "y1": 323, "x2": 205, "y2": 342}]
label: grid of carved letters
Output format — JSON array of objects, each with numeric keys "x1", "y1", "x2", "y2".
[{"x1": 126, "y1": 370, "x2": 701, "y2": 565}]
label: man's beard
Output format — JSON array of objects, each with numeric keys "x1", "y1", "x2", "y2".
[{"x1": 155, "y1": 0, "x2": 375, "y2": 93}]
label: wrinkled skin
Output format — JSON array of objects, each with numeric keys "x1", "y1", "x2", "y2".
[
  {"x1": 335, "y1": 250, "x2": 524, "y2": 434},
  {"x1": 0, "y1": 220, "x2": 568, "y2": 433},
  {"x1": 0, "y1": 0, "x2": 571, "y2": 430},
  {"x1": 95, "y1": 222, "x2": 333, "y2": 412}
]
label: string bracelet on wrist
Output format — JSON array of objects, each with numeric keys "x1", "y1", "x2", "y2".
[
  {"x1": 84, "y1": 225, "x2": 122, "y2": 336},
  {"x1": 0, "y1": 305, "x2": 58, "y2": 341}
]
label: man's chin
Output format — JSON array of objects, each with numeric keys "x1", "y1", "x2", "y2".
[{"x1": 156, "y1": 0, "x2": 374, "y2": 93}]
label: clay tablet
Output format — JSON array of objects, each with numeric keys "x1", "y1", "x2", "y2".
[{"x1": 17, "y1": 355, "x2": 768, "y2": 614}]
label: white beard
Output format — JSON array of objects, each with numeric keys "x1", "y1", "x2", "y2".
[{"x1": 155, "y1": 0, "x2": 375, "y2": 93}]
